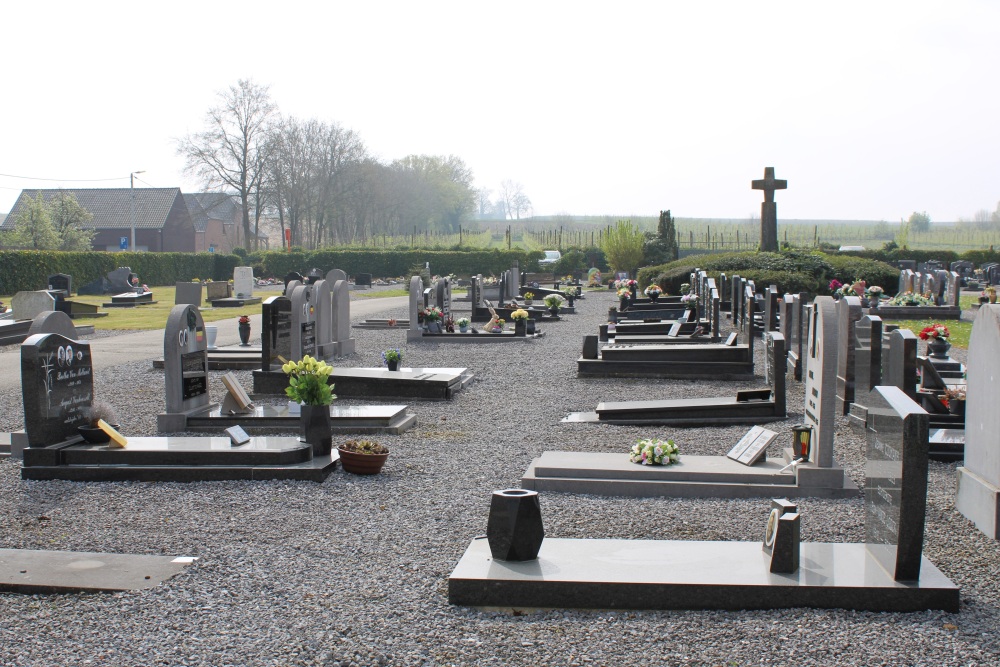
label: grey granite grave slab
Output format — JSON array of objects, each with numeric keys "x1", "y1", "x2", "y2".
[
  {"x1": 448, "y1": 537, "x2": 956, "y2": 612},
  {"x1": 330, "y1": 279, "x2": 355, "y2": 356},
  {"x1": 957, "y1": 305, "x2": 1000, "y2": 538},
  {"x1": 0, "y1": 549, "x2": 196, "y2": 594},
  {"x1": 174, "y1": 282, "x2": 204, "y2": 307},
  {"x1": 311, "y1": 279, "x2": 334, "y2": 357},
  {"x1": 289, "y1": 284, "x2": 316, "y2": 361},
  {"x1": 180, "y1": 403, "x2": 416, "y2": 435}
]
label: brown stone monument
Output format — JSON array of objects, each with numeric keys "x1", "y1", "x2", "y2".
[{"x1": 752, "y1": 167, "x2": 787, "y2": 252}]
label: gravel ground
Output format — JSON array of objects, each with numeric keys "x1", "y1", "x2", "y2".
[{"x1": 0, "y1": 291, "x2": 997, "y2": 667}]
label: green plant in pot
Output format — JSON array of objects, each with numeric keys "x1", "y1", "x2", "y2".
[
  {"x1": 457, "y1": 317, "x2": 471, "y2": 333},
  {"x1": 282, "y1": 355, "x2": 336, "y2": 456},
  {"x1": 339, "y1": 439, "x2": 390, "y2": 475},
  {"x1": 78, "y1": 400, "x2": 120, "y2": 444},
  {"x1": 543, "y1": 294, "x2": 564, "y2": 316}
]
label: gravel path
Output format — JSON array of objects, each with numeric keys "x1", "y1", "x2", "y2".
[{"x1": 0, "y1": 292, "x2": 996, "y2": 666}]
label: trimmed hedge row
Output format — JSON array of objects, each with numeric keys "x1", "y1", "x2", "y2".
[
  {"x1": 638, "y1": 251, "x2": 900, "y2": 297},
  {"x1": 0, "y1": 249, "x2": 541, "y2": 295}
]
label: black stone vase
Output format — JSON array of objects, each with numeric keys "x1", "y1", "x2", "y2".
[
  {"x1": 299, "y1": 405, "x2": 332, "y2": 457},
  {"x1": 649, "y1": 292, "x2": 659, "y2": 303},
  {"x1": 486, "y1": 489, "x2": 544, "y2": 561},
  {"x1": 514, "y1": 319, "x2": 526, "y2": 337},
  {"x1": 525, "y1": 319, "x2": 536, "y2": 335},
  {"x1": 387, "y1": 359, "x2": 400, "y2": 371},
  {"x1": 949, "y1": 399, "x2": 966, "y2": 417},
  {"x1": 927, "y1": 339, "x2": 951, "y2": 359},
  {"x1": 238, "y1": 323, "x2": 251, "y2": 346}
]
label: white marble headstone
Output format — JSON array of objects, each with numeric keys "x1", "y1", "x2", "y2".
[
  {"x1": 233, "y1": 266, "x2": 254, "y2": 299},
  {"x1": 803, "y1": 297, "x2": 838, "y2": 468}
]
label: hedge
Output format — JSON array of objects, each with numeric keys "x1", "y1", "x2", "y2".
[
  {"x1": 637, "y1": 250, "x2": 899, "y2": 298},
  {"x1": 0, "y1": 249, "x2": 542, "y2": 295}
]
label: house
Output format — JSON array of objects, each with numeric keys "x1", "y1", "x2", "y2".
[
  {"x1": 1, "y1": 188, "x2": 196, "y2": 252},
  {"x1": 185, "y1": 192, "x2": 238, "y2": 254}
]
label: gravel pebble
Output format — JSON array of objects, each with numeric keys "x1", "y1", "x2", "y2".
[{"x1": 0, "y1": 292, "x2": 996, "y2": 666}]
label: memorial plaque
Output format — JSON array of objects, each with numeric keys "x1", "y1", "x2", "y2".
[
  {"x1": 181, "y1": 352, "x2": 207, "y2": 400},
  {"x1": 21, "y1": 333, "x2": 93, "y2": 446},
  {"x1": 865, "y1": 386, "x2": 929, "y2": 581},
  {"x1": 725, "y1": 332, "x2": 738, "y2": 346},
  {"x1": 261, "y1": 296, "x2": 292, "y2": 371},
  {"x1": 736, "y1": 428, "x2": 778, "y2": 466},
  {"x1": 727, "y1": 426, "x2": 765, "y2": 460},
  {"x1": 667, "y1": 322, "x2": 682, "y2": 337}
]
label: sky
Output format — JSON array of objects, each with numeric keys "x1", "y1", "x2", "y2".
[{"x1": 2, "y1": 1, "x2": 998, "y2": 222}]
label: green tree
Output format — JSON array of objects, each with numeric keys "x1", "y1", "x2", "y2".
[
  {"x1": 600, "y1": 219, "x2": 646, "y2": 277},
  {"x1": 644, "y1": 209, "x2": 678, "y2": 265},
  {"x1": 4, "y1": 193, "x2": 60, "y2": 249},
  {"x1": 907, "y1": 211, "x2": 931, "y2": 232},
  {"x1": 49, "y1": 191, "x2": 95, "y2": 250}
]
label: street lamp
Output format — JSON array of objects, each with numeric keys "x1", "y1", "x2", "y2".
[{"x1": 130, "y1": 170, "x2": 145, "y2": 252}]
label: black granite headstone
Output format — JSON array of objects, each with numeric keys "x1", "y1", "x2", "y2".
[
  {"x1": 865, "y1": 386, "x2": 929, "y2": 581},
  {"x1": 304, "y1": 268, "x2": 324, "y2": 285},
  {"x1": 356, "y1": 273, "x2": 372, "y2": 287},
  {"x1": 262, "y1": 296, "x2": 292, "y2": 371},
  {"x1": 283, "y1": 272, "x2": 304, "y2": 294},
  {"x1": 107, "y1": 267, "x2": 137, "y2": 294},
  {"x1": 47, "y1": 273, "x2": 72, "y2": 295},
  {"x1": 582, "y1": 335, "x2": 599, "y2": 360},
  {"x1": 21, "y1": 333, "x2": 93, "y2": 446}
]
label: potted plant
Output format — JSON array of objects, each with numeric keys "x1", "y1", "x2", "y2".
[
  {"x1": 944, "y1": 386, "x2": 966, "y2": 417},
  {"x1": 828, "y1": 279, "x2": 843, "y2": 298},
  {"x1": 510, "y1": 308, "x2": 530, "y2": 336},
  {"x1": 338, "y1": 439, "x2": 389, "y2": 475},
  {"x1": 681, "y1": 293, "x2": 698, "y2": 312},
  {"x1": 422, "y1": 306, "x2": 444, "y2": 334},
  {"x1": 561, "y1": 287, "x2": 577, "y2": 307},
  {"x1": 523, "y1": 291, "x2": 535, "y2": 306},
  {"x1": 918, "y1": 323, "x2": 951, "y2": 359},
  {"x1": 986, "y1": 286, "x2": 997, "y2": 304},
  {"x1": 382, "y1": 348, "x2": 402, "y2": 371},
  {"x1": 456, "y1": 317, "x2": 471, "y2": 333},
  {"x1": 544, "y1": 293, "x2": 564, "y2": 316},
  {"x1": 616, "y1": 287, "x2": 631, "y2": 311},
  {"x1": 628, "y1": 437, "x2": 680, "y2": 466},
  {"x1": 866, "y1": 285, "x2": 884, "y2": 308},
  {"x1": 644, "y1": 283, "x2": 663, "y2": 302},
  {"x1": 78, "y1": 400, "x2": 120, "y2": 444},
  {"x1": 491, "y1": 317, "x2": 506, "y2": 333},
  {"x1": 282, "y1": 355, "x2": 336, "y2": 456},
  {"x1": 238, "y1": 314, "x2": 252, "y2": 346}
]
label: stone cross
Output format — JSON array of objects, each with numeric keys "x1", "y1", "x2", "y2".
[{"x1": 752, "y1": 167, "x2": 787, "y2": 252}]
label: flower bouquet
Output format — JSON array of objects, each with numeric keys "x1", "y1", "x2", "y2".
[
  {"x1": 644, "y1": 284, "x2": 663, "y2": 297},
  {"x1": 629, "y1": 437, "x2": 679, "y2": 466},
  {"x1": 866, "y1": 286, "x2": 884, "y2": 297},
  {"x1": 524, "y1": 291, "x2": 535, "y2": 304},
  {"x1": 492, "y1": 318, "x2": 506, "y2": 333},
  {"x1": 544, "y1": 294, "x2": 565, "y2": 313},
  {"x1": 918, "y1": 324, "x2": 950, "y2": 340},
  {"x1": 422, "y1": 306, "x2": 443, "y2": 322},
  {"x1": 282, "y1": 355, "x2": 336, "y2": 405},
  {"x1": 510, "y1": 308, "x2": 529, "y2": 321},
  {"x1": 886, "y1": 291, "x2": 935, "y2": 307},
  {"x1": 828, "y1": 279, "x2": 843, "y2": 293},
  {"x1": 456, "y1": 317, "x2": 471, "y2": 333},
  {"x1": 382, "y1": 348, "x2": 402, "y2": 370},
  {"x1": 616, "y1": 287, "x2": 631, "y2": 300},
  {"x1": 238, "y1": 314, "x2": 251, "y2": 325},
  {"x1": 681, "y1": 293, "x2": 698, "y2": 308}
]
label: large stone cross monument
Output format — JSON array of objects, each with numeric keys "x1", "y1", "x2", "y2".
[{"x1": 752, "y1": 166, "x2": 787, "y2": 252}]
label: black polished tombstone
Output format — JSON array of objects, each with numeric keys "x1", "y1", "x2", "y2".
[
  {"x1": 304, "y1": 268, "x2": 324, "y2": 285},
  {"x1": 261, "y1": 295, "x2": 293, "y2": 371},
  {"x1": 283, "y1": 272, "x2": 304, "y2": 294},
  {"x1": 20, "y1": 333, "x2": 93, "y2": 449},
  {"x1": 48, "y1": 273, "x2": 72, "y2": 296}
]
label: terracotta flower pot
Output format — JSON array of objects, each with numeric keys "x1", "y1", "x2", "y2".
[{"x1": 338, "y1": 447, "x2": 389, "y2": 475}]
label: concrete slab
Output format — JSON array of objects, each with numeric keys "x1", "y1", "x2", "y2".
[
  {"x1": 522, "y1": 452, "x2": 859, "y2": 499},
  {"x1": 183, "y1": 404, "x2": 416, "y2": 435},
  {"x1": 0, "y1": 549, "x2": 196, "y2": 593},
  {"x1": 448, "y1": 537, "x2": 958, "y2": 612}
]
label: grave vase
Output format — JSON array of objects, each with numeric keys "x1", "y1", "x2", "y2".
[
  {"x1": 927, "y1": 339, "x2": 951, "y2": 359},
  {"x1": 486, "y1": 489, "x2": 544, "y2": 562},
  {"x1": 514, "y1": 319, "x2": 526, "y2": 337},
  {"x1": 386, "y1": 359, "x2": 400, "y2": 371},
  {"x1": 948, "y1": 399, "x2": 966, "y2": 417},
  {"x1": 205, "y1": 326, "x2": 218, "y2": 350},
  {"x1": 299, "y1": 405, "x2": 332, "y2": 457},
  {"x1": 869, "y1": 295, "x2": 880, "y2": 309},
  {"x1": 238, "y1": 323, "x2": 251, "y2": 346},
  {"x1": 549, "y1": 306, "x2": 561, "y2": 317},
  {"x1": 648, "y1": 292, "x2": 660, "y2": 303},
  {"x1": 426, "y1": 321, "x2": 442, "y2": 334}
]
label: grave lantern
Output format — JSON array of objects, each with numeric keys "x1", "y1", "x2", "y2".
[{"x1": 792, "y1": 424, "x2": 812, "y2": 461}]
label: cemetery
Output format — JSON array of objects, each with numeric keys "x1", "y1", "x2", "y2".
[{"x1": 0, "y1": 262, "x2": 998, "y2": 663}]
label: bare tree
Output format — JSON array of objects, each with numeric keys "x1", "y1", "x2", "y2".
[
  {"x1": 178, "y1": 79, "x2": 277, "y2": 250},
  {"x1": 498, "y1": 179, "x2": 530, "y2": 220}
]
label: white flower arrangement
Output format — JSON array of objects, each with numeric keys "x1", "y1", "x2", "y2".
[{"x1": 629, "y1": 438, "x2": 679, "y2": 466}]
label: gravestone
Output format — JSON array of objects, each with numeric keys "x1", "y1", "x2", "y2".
[
  {"x1": 47, "y1": 274, "x2": 72, "y2": 295},
  {"x1": 835, "y1": 296, "x2": 864, "y2": 415},
  {"x1": 283, "y1": 271, "x2": 304, "y2": 294},
  {"x1": 261, "y1": 295, "x2": 292, "y2": 371},
  {"x1": 436, "y1": 277, "x2": 452, "y2": 320},
  {"x1": 407, "y1": 276, "x2": 424, "y2": 341},
  {"x1": 956, "y1": 305, "x2": 1000, "y2": 538},
  {"x1": 330, "y1": 279, "x2": 355, "y2": 356},
  {"x1": 304, "y1": 268, "x2": 324, "y2": 285},
  {"x1": 897, "y1": 259, "x2": 917, "y2": 271},
  {"x1": 884, "y1": 329, "x2": 919, "y2": 402},
  {"x1": 325, "y1": 268, "x2": 347, "y2": 285},
  {"x1": 161, "y1": 304, "x2": 213, "y2": 420},
  {"x1": 803, "y1": 297, "x2": 838, "y2": 468},
  {"x1": 107, "y1": 267, "x2": 137, "y2": 294},
  {"x1": 311, "y1": 279, "x2": 333, "y2": 358},
  {"x1": 20, "y1": 333, "x2": 94, "y2": 446},
  {"x1": 174, "y1": 282, "x2": 203, "y2": 307},
  {"x1": 234, "y1": 266, "x2": 254, "y2": 299},
  {"x1": 205, "y1": 281, "x2": 231, "y2": 301},
  {"x1": 355, "y1": 273, "x2": 372, "y2": 288},
  {"x1": 289, "y1": 284, "x2": 316, "y2": 361},
  {"x1": 946, "y1": 271, "x2": 961, "y2": 308},
  {"x1": 848, "y1": 314, "x2": 883, "y2": 429},
  {"x1": 751, "y1": 167, "x2": 786, "y2": 252},
  {"x1": 11, "y1": 291, "x2": 56, "y2": 321},
  {"x1": 764, "y1": 285, "x2": 780, "y2": 332},
  {"x1": 865, "y1": 386, "x2": 930, "y2": 581},
  {"x1": 27, "y1": 311, "x2": 78, "y2": 340}
]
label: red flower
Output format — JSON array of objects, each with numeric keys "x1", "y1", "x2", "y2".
[{"x1": 239, "y1": 315, "x2": 251, "y2": 325}]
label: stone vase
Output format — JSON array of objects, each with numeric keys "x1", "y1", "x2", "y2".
[
  {"x1": 299, "y1": 405, "x2": 331, "y2": 457},
  {"x1": 386, "y1": 359, "x2": 400, "y2": 371},
  {"x1": 525, "y1": 319, "x2": 536, "y2": 335},
  {"x1": 869, "y1": 296, "x2": 880, "y2": 308},
  {"x1": 426, "y1": 321, "x2": 442, "y2": 334},
  {"x1": 949, "y1": 399, "x2": 966, "y2": 417},
  {"x1": 486, "y1": 489, "x2": 544, "y2": 561},
  {"x1": 649, "y1": 293, "x2": 659, "y2": 303},
  {"x1": 927, "y1": 339, "x2": 951, "y2": 359},
  {"x1": 549, "y1": 306, "x2": 561, "y2": 317},
  {"x1": 514, "y1": 319, "x2": 526, "y2": 337},
  {"x1": 238, "y1": 323, "x2": 251, "y2": 346}
]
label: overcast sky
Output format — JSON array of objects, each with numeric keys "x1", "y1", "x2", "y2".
[{"x1": 2, "y1": 1, "x2": 997, "y2": 222}]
